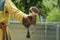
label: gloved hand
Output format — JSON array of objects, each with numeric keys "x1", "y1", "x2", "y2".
[{"x1": 22, "y1": 16, "x2": 33, "y2": 28}]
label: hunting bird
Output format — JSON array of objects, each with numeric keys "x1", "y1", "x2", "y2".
[
  {"x1": 29, "y1": 6, "x2": 44, "y2": 17},
  {"x1": 23, "y1": 6, "x2": 45, "y2": 38}
]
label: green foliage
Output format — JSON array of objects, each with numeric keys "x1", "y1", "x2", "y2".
[
  {"x1": 43, "y1": 0, "x2": 58, "y2": 9},
  {"x1": 12, "y1": 0, "x2": 25, "y2": 12},
  {"x1": 46, "y1": 8, "x2": 60, "y2": 22},
  {"x1": 43, "y1": 0, "x2": 53, "y2": 9},
  {"x1": 42, "y1": 0, "x2": 58, "y2": 15},
  {"x1": 58, "y1": 0, "x2": 60, "y2": 7},
  {"x1": 42, "y1": 0, "x2": 60, "y2": 23}
]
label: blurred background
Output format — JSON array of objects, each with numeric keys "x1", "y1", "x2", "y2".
[
  {"x1": 8, "y1": 0, "x2": 60, "y2": 40},
  {"x1": 11, "y1": 0, "x2": 60, "y2": 23}
]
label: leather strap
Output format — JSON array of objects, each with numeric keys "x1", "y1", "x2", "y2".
[{"x1": 0, "y1": 22, "x2": 6, "y2": 40}]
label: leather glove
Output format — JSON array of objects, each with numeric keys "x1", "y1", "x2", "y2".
[{"x1": 22, "y1": 16, "x2": 33, "y2": 28}]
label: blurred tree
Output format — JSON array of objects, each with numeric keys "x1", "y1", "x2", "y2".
[
  {"x1": 58, "y1": 0, "x2": 60, "y2": 7},
  {"x1": 43, "y1": 0, "x2": 60, "y2": 23},
  {"x1": 12, "y1": 0, "x2": 43, "y2": 14},
  {"x1": 46, "y1": 8, "x2": 60, "y2": 22},
  {"x1": 42, "y1": 0, "x2": 58, "y2": 15}
]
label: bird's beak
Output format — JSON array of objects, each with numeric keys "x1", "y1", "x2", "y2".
[{"x1": 40, "y1": 13, "x2": 44, "y2": 16}]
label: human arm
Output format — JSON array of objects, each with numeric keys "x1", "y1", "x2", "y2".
[{"x1": 4, "y1": 0, "x2": 28, "y2": 23}]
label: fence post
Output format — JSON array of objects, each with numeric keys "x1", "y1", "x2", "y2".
[
  {"x1": 56, "y1": 24, "x2": 59, "y2": 40},
  {"x1": 45, "y1": 22, "x2": 47, "y2": 40}
]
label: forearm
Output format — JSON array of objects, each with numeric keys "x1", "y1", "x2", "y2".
[
  {"x1": 5, "y1": 0, "x2": 28, "y2": 23},
  {"x1": 10, "y1": 10, "x2": 28, "y2": 23}
]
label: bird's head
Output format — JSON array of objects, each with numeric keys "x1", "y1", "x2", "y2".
[{"x1": 29, "y1": 6, "x2": 45, "y2": 17}]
